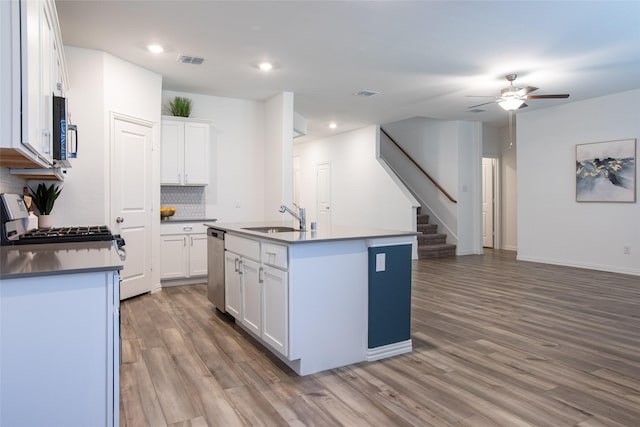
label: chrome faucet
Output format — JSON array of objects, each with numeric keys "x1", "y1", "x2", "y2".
[{"x1": 279, "y1": 204, "x2": 306, "y2": 231}]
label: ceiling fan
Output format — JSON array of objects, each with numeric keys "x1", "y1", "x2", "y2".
[{"x1": 467, "y1": 74, "x2": 570, "y2": 111}]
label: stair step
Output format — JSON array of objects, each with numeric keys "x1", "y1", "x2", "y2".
[
  {"x1": 418, "y1": 243, "x2": 457, "y2": 259},
  {"x1": 416, "y1": 214, "x2": 430, "y2": 224},
  {"x1": 417, "y1": 223, "x2": 438, "y2": 234},
  {"x1": 418, "y1": 233, "x2": 447, "y2": 245}
]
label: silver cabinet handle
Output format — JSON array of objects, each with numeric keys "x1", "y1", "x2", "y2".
[
  {"x1": 115, "y1": 217, "x2": 124, "y2": 223},
  {"x1": 190, "y1": 236, "x2": 194, "y2": 246},
  {"x1": 183, "y1": 237, "x2": 187, "y2": 247},
  {"x1": 238, "y1": 259, "x2": 243, "y2": 275},
  {"x1": 259, "y1": 267, "x2": 264, "y2": 284},
  {"x1": 183, "y1": 226, "x2": 193, "y2": 231}
]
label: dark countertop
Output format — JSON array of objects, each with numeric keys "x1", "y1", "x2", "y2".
[
  {"x1": 205, "y1": 221, "x2": 418, "y2": 245},
  {"x1": 0, "y1": 241, "x2": 124, "y2": 280}
]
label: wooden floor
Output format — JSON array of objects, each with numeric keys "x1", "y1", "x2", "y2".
[{"x1": 120, "y1": 250, "x2": 640, "y2": 426}]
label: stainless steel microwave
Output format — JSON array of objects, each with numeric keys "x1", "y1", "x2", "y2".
[{"x1": 53, "y1": 95, "x2": 78, "y2": 167}]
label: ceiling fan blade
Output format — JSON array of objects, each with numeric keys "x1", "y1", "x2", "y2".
[
  {"x1": 525, "y1": 94, "x2": 570, "y2": 99},
  {"x1": 518, "y1": 102, "x2": 528, "y2": 109},
  {"x1": 516, "y1": 86, "x2": 538, "y2": 96},
  {"x1": 468, "y1": 100, "x2": 497, "y2": 108},
  {"x1": 465, "y1": 95, "x2": 497, "y2": 98}
]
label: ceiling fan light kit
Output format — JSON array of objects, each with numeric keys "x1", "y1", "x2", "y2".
[
  {"x1": 468, "y1": 73, "x2": 569, "y2": 112},
  {"x1": 499, "y1": 98, "x2": 525, "y2": 111}
]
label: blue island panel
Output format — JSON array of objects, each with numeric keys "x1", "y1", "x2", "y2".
[{"x1": 367, "y1": 244, "x2": 412, "y2": 349}]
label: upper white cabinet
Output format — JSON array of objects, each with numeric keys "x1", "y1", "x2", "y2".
[
  {"x1": 161, "y1": 117, "x2": 211, "y2": 186},
  {"x1": 0, "y1": 0, "x2": 69, "y2": 168}
]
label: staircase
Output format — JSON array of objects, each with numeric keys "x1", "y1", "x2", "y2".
[{"x1": 417, "y1": 210, "x2": 456, "y2": 259}]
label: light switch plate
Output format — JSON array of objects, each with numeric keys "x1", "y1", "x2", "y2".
[{"x1": 376, "y1": 253, "x2": 386, "y2": 272}]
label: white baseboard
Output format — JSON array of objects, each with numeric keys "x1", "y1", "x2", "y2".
[
  {"x1": 516, "y1": 254, "x2": 640, "y2": 277},
  {"x1": 366, "y1": 339, "x2": 412, "y2": 362},
  {"x1": 502, "y1": 245, "x2": 517, "y2": 251}
]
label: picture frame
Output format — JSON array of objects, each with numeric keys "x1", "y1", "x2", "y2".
[{"x1": 576, "y1": 138, "x2": 636, "y2": 202}]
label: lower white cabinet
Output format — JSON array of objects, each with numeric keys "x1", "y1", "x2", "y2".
[
  {"x1": 240, "y1": 258, "x2": 261, "y2": 336},
  {"x1": 1, "y1": 271, "x2": 120, "y2": 427},
  {"x1": 262, "y1": 266, "x2": 288, "y2": 355},
  {"x1": 160, "y1": 222, "x2": 207, "y2": 282},
  {"x1": 225, "y1": 251, "x2": 242, "y2": 318},
  {"x1": 224, "y1": 234, "x2": 289, "y2": 357}
]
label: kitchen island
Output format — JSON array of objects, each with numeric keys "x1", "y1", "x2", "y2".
[
  {"x1": 206, "y1": 221, "x2": 417, "y2": 375},
  {"x1": 0, "y1": 242, "x2": 122, "y2": 427}
]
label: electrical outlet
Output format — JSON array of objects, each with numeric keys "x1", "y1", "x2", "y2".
[{"x1": 623, "y1": 246, "x2": 631, "y2": 255}]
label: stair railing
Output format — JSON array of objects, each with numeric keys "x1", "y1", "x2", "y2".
[{"x1": 380, "y1": 127, "x2": 457, "y2": 204}]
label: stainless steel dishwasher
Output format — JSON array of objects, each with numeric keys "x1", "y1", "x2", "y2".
[{"x1": 207, "y1": 227, "x2": 226, "y2": 312}]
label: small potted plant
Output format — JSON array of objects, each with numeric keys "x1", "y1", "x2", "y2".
[
  {"x1": 167, "y1": 96, "x2": 192, "y2": 117},
  {"x1": 29, "y1": 183, "x2": 62, "y2": 229}
]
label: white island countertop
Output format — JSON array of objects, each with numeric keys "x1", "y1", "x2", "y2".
[{"x1": 204, "y1": 221, "x2": 418, "y2": 244}]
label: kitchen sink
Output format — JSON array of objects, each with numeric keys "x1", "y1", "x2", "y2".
[{"x1": 242, "y1": 226, "x2": 298, "y2": 233}]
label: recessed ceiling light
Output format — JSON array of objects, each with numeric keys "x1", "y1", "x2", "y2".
[
  {"x1": 329, "y1": 122, "x2": 337, "y2": 129},
  {"x1": 147, "y1": 44, "x2": 164, "y2": 54},
  {"x1": 258, "y1": 62, "x2": 273, "y2": 71}
]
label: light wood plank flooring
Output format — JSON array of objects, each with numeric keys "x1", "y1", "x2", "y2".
[{"x1": 120, "y1": 250, "x2": 640, "y2": 426}]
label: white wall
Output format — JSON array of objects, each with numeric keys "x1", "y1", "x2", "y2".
[
  {"x1": 456, "y1": 121, "x2": 483, "y2": 255},
  {"x1": 518, "y1": 89, "x2": 639, "y2": 275},
  {"x1": 162, "y1": 90, "x2": 266, "y2": 222},
  {"x1": 380, "y1": 117, "x2": 483, "y2": 255},
  {"x1": 264, "y1": 92, "x2": 294, "y2": 220},
  {"x1": 483, "y1": 123, "x2": 518, "y2": 251},
  {"x1": 500, "y1": 125, "x2": 518, "y2": 251},
  {"x1": 294, "y1": 126, "x2": 416, "y2": 232}
]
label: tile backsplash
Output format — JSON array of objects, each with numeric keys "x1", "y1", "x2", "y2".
[
  {"x1": 0, "y1": 167, "x2": 27, "y2": 194},
  {"x1": 161, "y1": 186, "x2": 206, "y2": 218}
]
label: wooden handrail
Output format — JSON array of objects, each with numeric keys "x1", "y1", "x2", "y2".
[{"x1": 380, "y1": 127, "x2": 457, "y2": 204}]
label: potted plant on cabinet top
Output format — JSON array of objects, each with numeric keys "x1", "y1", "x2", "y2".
[
  {"x1": 168, "y1": 96, "x2": 192, "y2": 117},
  {"x1": 29, "y1": 183, "x2": 62, "y2": 229}
]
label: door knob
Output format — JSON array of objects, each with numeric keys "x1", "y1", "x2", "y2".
[{"x1": 115, "y1": 216, "x2": 124, "y2": 223}]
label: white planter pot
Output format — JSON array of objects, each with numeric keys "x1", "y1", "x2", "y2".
[{"x1": 38, "y1": 215, "x2": 53, "y2": 229}]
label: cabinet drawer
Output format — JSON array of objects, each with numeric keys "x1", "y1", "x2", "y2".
[
  {"x1": 160, "y1": 222, "x2": 207, "y2": 235},
  {"x1": 262, "y1": 242, "x2": 288, "y2": 269},
  {"x1": 226, "y1": 234, "x2": 260, "y2": 261}
]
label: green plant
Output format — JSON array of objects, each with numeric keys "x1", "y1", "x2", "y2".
[
  {"x1": 168, "y1": 96, "x2": 192, "y2": 117},
  {"x1": 29, "y1": 183, "x2": 62, "y2": 215}
]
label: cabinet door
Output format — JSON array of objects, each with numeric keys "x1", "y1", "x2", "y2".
[
  {"x1": 262, "y1": 266, "x2": 288, "y2": 356},
  {"x1": 160, "y1": 235, "x2": 188, "y2": 280},
  {"x1": 224, "y1": 252, "x2": 241, "y2": 319},
  {"x1": 39, "y1": 2, "x2": 54, "y2": 162},
  {"x1": 161, "y1": 120, "x2": 184, "y2": 185},
  {"x1": 183, "y1": 122, "x2": 209, "y2": 185},
  {"x1": 240, "y1": 258, "x2": 261, "y2": 336},
  {"x1": 188, "y1": 233, "x2": 208, "y2": 277}
]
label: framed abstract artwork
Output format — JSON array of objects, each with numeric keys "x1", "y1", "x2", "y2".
[{"x1": 576, "y1": 138, "x2": 636, "y2": 202}]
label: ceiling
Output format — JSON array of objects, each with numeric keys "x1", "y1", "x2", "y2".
[{"x1": 56, "y1": 1, "x2": 640, "y2": 142}]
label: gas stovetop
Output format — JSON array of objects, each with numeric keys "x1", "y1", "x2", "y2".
[{"x1": 13, "y1": 225, "x2": 114, "y2": 245}]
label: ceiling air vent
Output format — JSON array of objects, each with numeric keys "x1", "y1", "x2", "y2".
[
  {"x1": 469, "y1": 108, "x2": 486, "y2": 113},
  {"x1": 354, "y1": 90, "x2": 380, "y2": 97},
  {"x1": 177, "y1": 54, "x2": 205, "y2": 65}
]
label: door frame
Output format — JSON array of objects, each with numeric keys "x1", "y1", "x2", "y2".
[{"x1": 482, "y1": 156, "x2": 502, "y2": 250}]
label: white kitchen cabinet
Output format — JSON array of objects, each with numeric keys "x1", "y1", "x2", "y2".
[
  {"x1": 1, "y1": 271, "x2": 120, "y2": 427},
  {"x1": 160, "y1": 234, "x2": 189, "y2": 279},
  {"x1": 0, "y1": 0, "x2": 68, "y2": 168},
  {"x1": 262, "y1": 265, "x2": 288, "y2": 355},
  {"x1": 161, "y1": 117, "x2": 211, "y2": 186},
  {"x1": 224, "y1": 233, "x2": 289, "y2": 357},
  {"x1": 160, "y1": 222, "x2": 208, "y2": 284},
  {"x1": 225, "y1": 251, "x2": 242, "y2": 318},
  {"x1": 188, "y1": 233, "x2": 208, "y2": 276}
]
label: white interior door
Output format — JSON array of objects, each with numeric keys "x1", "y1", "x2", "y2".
[
  {"x1": 111, "y1": 115, "x2": 154, "y2": 300},
  {"x1": 482, "y1": 158, "x2": 495, "y2": 248},
  {"x1": 316, "y1": 162, "x2": 331, "y2": 229}
]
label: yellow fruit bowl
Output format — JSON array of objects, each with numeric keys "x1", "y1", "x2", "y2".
[{"x1": 160, "y1": 207, "x2": 176, "y2": 220}]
